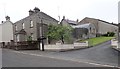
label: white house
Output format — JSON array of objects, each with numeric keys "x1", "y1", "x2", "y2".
[
  {"x1": 0, "y1": 16, "x2": 13, "y2": 43},
  {"x1": 0, "y1": 24, "x2": 2, "y2": 42}
]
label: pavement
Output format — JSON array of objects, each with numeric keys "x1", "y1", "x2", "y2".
[{"x1": 1, "y1": 41, "x2": 120, "y2": 68}]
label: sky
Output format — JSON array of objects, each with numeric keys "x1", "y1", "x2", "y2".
[{"x1": 0, "y1": 0, "x2": 119, "y2": 24}]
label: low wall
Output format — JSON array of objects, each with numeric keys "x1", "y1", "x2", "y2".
[
  {"x1": 111, "y1": 39, "x2": 118, "y2": 48},
  {"x1": 44, "y1": 41, "x2": 88, "y2": 51}
]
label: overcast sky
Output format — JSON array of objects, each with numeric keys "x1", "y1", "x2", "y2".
[{"x1": 0, "y1": 0, "x2": 119, "y2": 24}]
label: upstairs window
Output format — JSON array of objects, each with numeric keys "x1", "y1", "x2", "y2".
[
  {"x1": 15, "y1": 25, "x2": 18, "y2": 31},
  {"x1": 22, "y1": 23, "x2": 25, "y2": 29},
  {"x1": 30, "y1": 20, "x2": 33, "y2": 28}
]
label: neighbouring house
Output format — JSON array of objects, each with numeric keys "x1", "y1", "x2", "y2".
[
  {"x1": 60, "y1": 16, "x2": 78, "y2": 26},
  {"x1": 13, "y1": 7, "x2": 58, "y2": 44},
  {"x1": 72, "y1": 23, "x2": 96, "y2": 39},
  {"x1": 78, "y1": 17, "x2": 118, "y2": 36},
  {"x1": 60, "y1": 16, "x2": 96, "y2": 40},
  {"x1": 0, "y1": 16, "x2": 14, "y2": 43}
]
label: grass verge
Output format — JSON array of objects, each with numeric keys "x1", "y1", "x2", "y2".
[{"x1": 80, "y1": 37, "x2": 115, "y2": 47}]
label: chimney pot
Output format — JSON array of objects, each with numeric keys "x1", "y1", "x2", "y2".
[
  {"x1": 5, "y1": 16, "x2": 10, "y2": 21},
  {"x1": 63, "y1": 16, "x2": 65, "y2": 20},
  {"x1": 29, "y1": 9, "x2": 34, "y2": 16},
  {"x1": 34, "y1": 7, "x2": 40, "y2": 13}
]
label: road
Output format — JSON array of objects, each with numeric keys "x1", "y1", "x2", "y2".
[
  {"x1": 2, "y1": 49, "x2": 102, "y2": 67},
  {"x1": 2, "y1": 41, "x2": 120, "y2": 67}
]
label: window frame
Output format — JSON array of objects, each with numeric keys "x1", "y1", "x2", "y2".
[
  {"x1": 30, "y1": 20, "x2": 33, "y2": 28},
  {"x1": 22, "y1": 22, "x2": 25, "y2": 29}
]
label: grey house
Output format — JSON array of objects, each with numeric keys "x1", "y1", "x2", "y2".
[
  {"x1": 60, "y1": 16, "x2": 78, "y2": 26},
  {"x1": 72, "y1": 23, "x2": 96, "y2": 39},
  {"x1": 13, "y1": 7, "x2": 58, "y2": 44},
  {"x1": 78, "y1": 17, "x2": 118, "y2": 36},
  {"x1": 60, "y1": 16, "x2": 96, "y2": 40}
]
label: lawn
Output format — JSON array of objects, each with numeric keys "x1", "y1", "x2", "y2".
[{"x1": 80, "y1": 37, "x2": 115, "y2": 46}]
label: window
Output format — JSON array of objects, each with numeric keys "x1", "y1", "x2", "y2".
[
  {"x1": 30, "y1": 20, "x2": 33, "y2": 27},
  {"x1": 15, "y1": 25, "x2": 18, "y2": 31},
  {"x1": 90, "y1": 27, "x2": 92, "y2": 33},
  {"x1": 22, "y1": 23, "x2": 25, "y2": 29},
  {"x1": 16, "y1": 35, "x2": 20, "y2": 42}
]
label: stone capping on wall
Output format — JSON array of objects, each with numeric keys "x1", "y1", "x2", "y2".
[
  {"x1": 44, "y1": 41, "x2": 89, "y2": 51},
  {"x1": 111, "y1": 39, "x2": 118, "y2": 48}
]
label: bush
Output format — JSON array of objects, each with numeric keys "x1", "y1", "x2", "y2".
[
  {"x1": 109, "y1": 32, "x2": 115, "y2": 37},
  {"x1": 102, "y1": 32, "x2": 115, "y2": 37}
]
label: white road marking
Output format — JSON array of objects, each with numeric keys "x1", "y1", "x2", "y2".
[{"x1": 12, "y1": 51, "x2": 119, "y2": 68}]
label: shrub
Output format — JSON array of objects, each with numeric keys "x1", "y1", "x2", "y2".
[
  {"x1": 109, "y1": 32, "x2": 115, "y2": 37},
  {"x1": 102, "y1": 32, "x2": 115, "y2": 37}
]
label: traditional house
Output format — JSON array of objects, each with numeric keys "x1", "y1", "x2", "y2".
[
  {"x1": 60, "y1": 16, "x2": 78, "y2": 26},
  {"x1": 13, "y1": 7, "x2": 58, "y2": 44},
  {"x1": 78, "y1": 17, "x2": 118, "y2": 36},
  {"x1": 0, "y1": 16, "x2": 14, "y2": 43}
]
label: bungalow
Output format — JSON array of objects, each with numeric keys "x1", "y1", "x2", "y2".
[{"x1": 78, "y1": 17, "x2": 118, "y2": 36}]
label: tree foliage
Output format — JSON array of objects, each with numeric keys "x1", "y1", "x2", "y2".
[{"x1": 46, "y1": 24, "x2": 73, "y2": 43}]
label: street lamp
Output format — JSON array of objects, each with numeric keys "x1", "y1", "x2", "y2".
[{"x1": 38, "y1": 18, "x2": 46, "y2": 51}]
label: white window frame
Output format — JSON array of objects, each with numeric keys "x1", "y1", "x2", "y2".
[
  {"x1": 15, "y1": 25, "x2": 18, "y2": 31},
  {"x1": 30, "y1": 20, "x2": 33, "y2": 28},
  {"x1": 17, "y1": 35, "x2": 20, "y2": 42}
]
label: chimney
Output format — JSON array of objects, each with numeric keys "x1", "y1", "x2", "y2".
[
  {"x1": 29, "y1": 9, "x2": 34, "y2": 16},
  {"x1": 1, "y1": 21, "x2": 4, "y2": 23},
  {"x1": 63, "y1": 16, "x2": 65, "y2": 20},
  {"x1": 5, "y1": 16, "x2": 10, "y2": 21},
  {"x1": 34, "y1": 7, "x2": 40, "y2": 13},
  {"x1": 76, "y1": 19, "x2": 79, "y2": 22}
]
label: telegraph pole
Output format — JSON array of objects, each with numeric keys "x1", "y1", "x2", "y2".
[
  {"x1": 40, "y1": 18, "x2": 44, "y2": 51},
  {"x1": 118, "y1": 23, "x2": 120, "y2": 43}
]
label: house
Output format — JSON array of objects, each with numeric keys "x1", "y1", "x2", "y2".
[
  {"x1": 13, "y1": 7, "x2": 58, "y2": 44},
  {"x1": 60, "y1": 16, "x2": 96, "y2": 40},
  {"x1": 0, "y1": 16, "x2": 14, "y2": 43},
  {"x1": 72, "y1": 23, "x2": 96, "y2": 39},
  {"x1": 60, "y1": 16, "x2": 78, "y2": 26},
  {"x1": 0, "y1": 24, "x2": 2, "y2": 42},
  {"x1": 78, "y1": 17, "x2": 118, "y2": 36}
]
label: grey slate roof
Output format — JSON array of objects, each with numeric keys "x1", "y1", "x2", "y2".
[
  {"x1": 65, "y1": 19, "x2": 78, "y2": 25},
  {"x1": 72, "y1": 23, "x2": 91, "y2": 29}
]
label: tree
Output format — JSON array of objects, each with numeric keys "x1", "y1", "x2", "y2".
[{"x1": 46, "y1": 24, "x2": 73, "y2": 44}]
